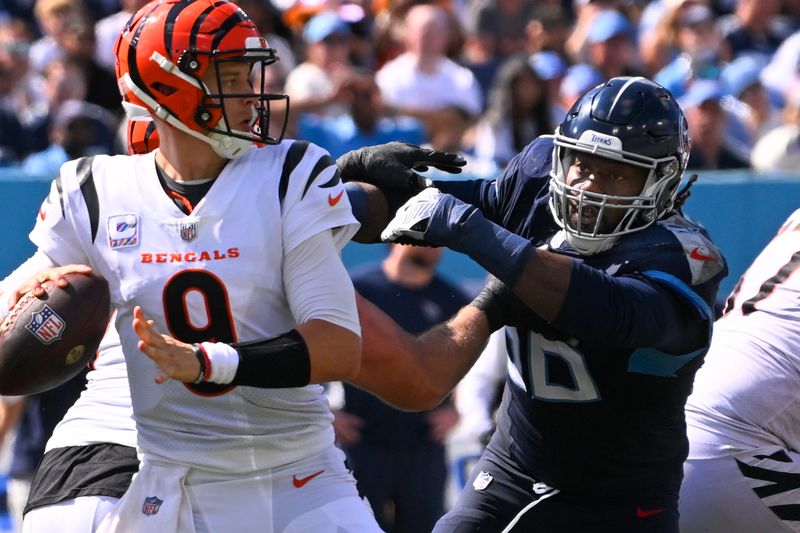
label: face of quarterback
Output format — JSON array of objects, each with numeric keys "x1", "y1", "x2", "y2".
[
  {"x1": 202, "y1": 61, "x2": 259, "y2": 133},
  {"x1": 564, "y1": 152, "x2": 649, "y2": 234}
]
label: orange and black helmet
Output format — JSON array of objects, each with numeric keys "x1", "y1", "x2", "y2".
[
  {"x1": 126, "y1": 117, "x2": 160, "y2": 155},
  {"x1": 115, "y1": 0, "x2": 288, "y2": 158}
]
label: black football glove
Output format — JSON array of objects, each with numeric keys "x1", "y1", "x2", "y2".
[{"x1": 336, "y1": 142, "x2": 466, "y2": 191}]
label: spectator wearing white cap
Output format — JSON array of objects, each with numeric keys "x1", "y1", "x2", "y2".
[
  {"x1": 751, "y1": 85, "x2": 800, "y2": 173},
  {"x1": 284, "y1": 10, "x2": 356, "y2": 120}
]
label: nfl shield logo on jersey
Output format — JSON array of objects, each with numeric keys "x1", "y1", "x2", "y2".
[
  {"x1": 142, "y1": 496, "x2": 163, "y2": 516},
  {"x1": 163, "y1": 218, "x2": 200, "y2": 242},
  {"x1": 473, "y1": 470, "x2": 493, "y2": 491},
  {"x1": 179, "y1": 221, "x2": 197, "y2": 242},
  {"x1": 25, "y1": 305, "x2": 65, "y2": 344}
]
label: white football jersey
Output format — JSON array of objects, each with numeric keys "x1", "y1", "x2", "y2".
[
  {"x1": 30, "y1": 141, "x2": 359, "y2": 473},
  {"x1": 687, "y1": 208, "x2": 800, "y2": 453},
  {"x1": 46, "y1": 319, "x2": 138, "y2": 450}
]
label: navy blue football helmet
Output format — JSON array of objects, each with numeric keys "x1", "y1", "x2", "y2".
[{"x1": 549, "y1": 76, "x2": 691, "y2": 254}]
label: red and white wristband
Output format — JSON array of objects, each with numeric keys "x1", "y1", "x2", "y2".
[{"x1": 192, "y1": 342, "x2": 239, "y2": 385}]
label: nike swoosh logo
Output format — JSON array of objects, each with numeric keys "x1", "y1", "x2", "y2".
[
  {"x1": 328, "y1": 190, "x2": 344, "y2": 206},
  {"x1": 689, "y1": 247, "x2": 715, "y2": 261},
  {"x1": 636, "y1": 506, "x2": 666, "y2": 519},
  {"x1": 292, "y1": 470, "x2": 325, "y2": 488}
]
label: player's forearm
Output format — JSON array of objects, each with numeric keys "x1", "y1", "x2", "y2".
[
  {"x1": 352, "y1": 295, "x2": 489, "y2": 411},
  {"x1": 296, "y1": 319, "x2": 361, "y2": 383},
  {"x1": 417, "y1": 306, "x2": 493, "y2": 402}
]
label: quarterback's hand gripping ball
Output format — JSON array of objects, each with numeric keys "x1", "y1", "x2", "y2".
[{"x1": 0, "y1": 271, "x2": 111, "y2": 395}]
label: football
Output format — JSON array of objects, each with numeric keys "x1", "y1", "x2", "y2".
[{"x1": 0, "y1": 272, "x2": 112, "y2": 395}]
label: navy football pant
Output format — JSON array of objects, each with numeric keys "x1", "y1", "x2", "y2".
[{"x1": 434, "y1": 443, "x2": 678, "y2": 533}]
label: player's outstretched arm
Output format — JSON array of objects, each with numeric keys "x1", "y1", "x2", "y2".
[
  {"x1": 381, "y1": 188, "x2": 570, "y2": 321},
  {"x1": 337, "y1": 142, "x2": 465, "y2": 191},
  {"x1": 350, "y1": 293, "x2": 493, "y2": 411},
  {"x1": 134, "y1": 307, "x2": 361, "y2": 387},
  {"x1": 338, "y1": 142, "x2": 466, "y2": 244}
]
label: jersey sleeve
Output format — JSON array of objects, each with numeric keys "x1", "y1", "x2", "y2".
[
  {"x1": 435, "y1": 136, "x2": 553, "y2": 232},
  {"x1": 280, "y1": 142, "x2": 360, "y2": 254},
  {"x1": 283, "y1": 229, "x2": 359, "y2": 335},
  {"x1": 28, "y1": 159, "x2": 94, "y2": 267}
]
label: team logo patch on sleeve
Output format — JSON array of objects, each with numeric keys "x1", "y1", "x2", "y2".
[
  {"x1": 473, "y1": 471, "x2": 493, "y2": 491},
  {"x1": 25, "y1": 305, "x2": 65, "y2": 344},
  {"x1": 108, "y1": 214, "x2": 139, "y2": 249},
  {"x1": 142, "y1": 496, "x2": 163, "y2": 516}
]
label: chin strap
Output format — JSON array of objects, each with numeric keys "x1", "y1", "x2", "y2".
[
  {"x1": 120, "y1": 72, "x2": 252, "y2": 159},
  {"x1": 563, "y1": 232, "x2": 618, "y2": 256}
]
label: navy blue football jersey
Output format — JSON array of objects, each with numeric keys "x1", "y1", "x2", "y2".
[{"x1": 436, "y1": 137, "x2": 727, "y2": 502}]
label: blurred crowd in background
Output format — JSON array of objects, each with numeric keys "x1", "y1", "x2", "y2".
[
  {"x1": 0, "y1": 1, "x2": 799, "y2": 531},
  {"x1": 0, "y1": 0, "x2": 799, "y2": 178}
]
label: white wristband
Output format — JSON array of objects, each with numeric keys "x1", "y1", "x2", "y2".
[{"x1": 201, "y1": 342, "x2": 240, "y2": 384}]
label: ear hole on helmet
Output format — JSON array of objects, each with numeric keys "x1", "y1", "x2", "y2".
[
  {"x1": 177, "y1": 53, "x2": 201, "y2": 73},
  {"x1": 151, "y1": 82, "x2": 178, "y2": 96},
  {"x1": 195, "y1": 108, "x2": 214, "y2": 125},
  {"x1": 656, "y1": 159, "x2": 679, "y2": 181}
]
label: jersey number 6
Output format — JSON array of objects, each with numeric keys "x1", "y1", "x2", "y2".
[{"x1": 506, "y1": 328, "x2": 600, "y2": 403}]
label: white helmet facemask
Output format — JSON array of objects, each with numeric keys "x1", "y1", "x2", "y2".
[{"x1": 548, "y1": 130, "x2": 682, "y2": 255}]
